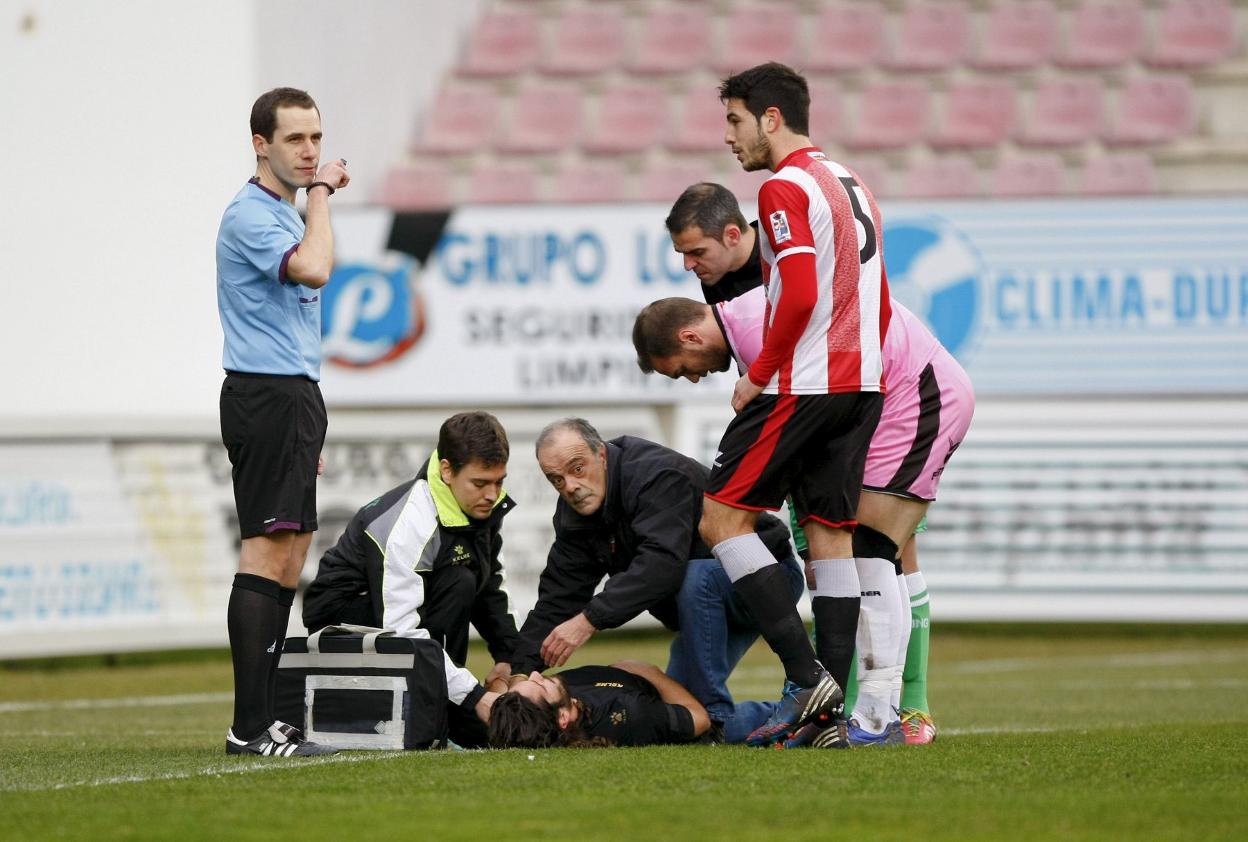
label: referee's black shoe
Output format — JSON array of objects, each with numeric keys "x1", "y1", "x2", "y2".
[{"x1": 225, "y1": 721, "x2": 339, "y2": 757}]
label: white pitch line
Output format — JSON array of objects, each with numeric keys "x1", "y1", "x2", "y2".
[
  {"x1": 2, "y1": 749, "x2": 412, "y2": 793},
  {"x1": 0, "y1": 692, "x2": 231, "y2": 715},
  {"x1": 948, "y1": 647, "x2": 1247, "y2": 674}
]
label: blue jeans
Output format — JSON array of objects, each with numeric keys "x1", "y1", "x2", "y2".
[{"x1": 666, "y1": 555, "x2": 805, "y2": 744}]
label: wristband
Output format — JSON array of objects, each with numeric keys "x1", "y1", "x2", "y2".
[{"x1": 308, "y1": 181, "x2": 335, "y2": 196}]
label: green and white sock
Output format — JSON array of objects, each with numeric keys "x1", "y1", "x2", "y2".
[{"x1": 900, "y1": 571, "x2": 931, "y2": 714}]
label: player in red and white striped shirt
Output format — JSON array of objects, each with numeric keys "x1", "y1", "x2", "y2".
[{"x1": 698, "y1": 63, "x2": 892, "y2": 746}]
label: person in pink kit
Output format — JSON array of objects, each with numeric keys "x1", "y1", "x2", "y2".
[{"x1": 634, "y1": 182, "x2": 975, "y2": 746}]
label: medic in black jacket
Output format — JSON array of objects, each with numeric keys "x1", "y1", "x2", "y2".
[{"x1": 511, "y1": 419, "x2": 792, "y2": 675}]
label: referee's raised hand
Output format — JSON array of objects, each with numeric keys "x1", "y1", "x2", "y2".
[{"x1": 314, "y1": 158, "x2": 350, "y2": 191}]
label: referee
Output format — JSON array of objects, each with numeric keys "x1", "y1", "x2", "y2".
[{"x1": 216, "y1": 87, "x2": 349, "y2": 757}]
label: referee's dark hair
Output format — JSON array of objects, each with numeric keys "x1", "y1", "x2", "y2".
[
  {"x1": 632, "y1": 297, "x2": 707, "y2": 374},
  {"x1": 535, "y1": 418, "x2": 605, "y2": 457},
  {"x1": 251, "y1": 87, "x2": 320, "y2": 142},
  {"x1": 665, "y1": 183, "x2": 748, "y2": 240},
  {"x1": 719, "y1": 62, "x2": 810, "y2": 136},
  {"x1": 438, "y1": 411, "x2": 510, "y2": 473}
]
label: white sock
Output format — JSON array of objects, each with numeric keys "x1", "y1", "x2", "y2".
[
  {"x1": 906, "y1": 571, "x2": 928, "y2": 602},
  {"x1": 712, "y1": 533, "x2": 777, "y2": 583},
  {"x1": 853, "y1": 556, "x2": 903, "y2": 733},
  {"x1": 810, "y1": 558, "x2": 858, "y2": 598}
]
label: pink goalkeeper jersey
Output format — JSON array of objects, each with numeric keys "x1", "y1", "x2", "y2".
[
  {"x1": 752, "y1": 147, "x2": 891, "y2": 395},
  {"x1": 718, "y1": 287, "x2": 941, "y2": 389}
]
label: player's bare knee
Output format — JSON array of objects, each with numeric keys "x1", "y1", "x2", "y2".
[{"x1": 699, "y1": 499, "x2": 752, "y2": 547}]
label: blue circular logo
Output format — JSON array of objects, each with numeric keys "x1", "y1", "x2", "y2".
[
  {"x1": 321, "y1": 257, "x2": 425, "y2": 368},
  {"x1": 882, "y1": 216, "x2": 983, "y2": 360}
]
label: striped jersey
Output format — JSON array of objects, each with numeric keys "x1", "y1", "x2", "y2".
[
  {"x1": 750, "y1": 147, "x2": 891, "y2": 395},
  {"x1": 718, "y1": 286, "x2": 944, "y2": 390}
]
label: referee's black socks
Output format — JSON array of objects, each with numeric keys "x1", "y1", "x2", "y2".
[{"x1": 228, "y1": 573, "x2": 284, "y2": 741}]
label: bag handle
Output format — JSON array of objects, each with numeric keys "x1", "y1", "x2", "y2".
[{"x1": 306, "y1": 624, "x2": 395, "y2": 655}]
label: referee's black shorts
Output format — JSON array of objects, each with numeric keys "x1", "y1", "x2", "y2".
[
  {"x1": 705, "y1": 391, "x2": 883, "y2": 529},
  {"x1": 220, "y1": 372, "x2": 327, "y2": 540}
]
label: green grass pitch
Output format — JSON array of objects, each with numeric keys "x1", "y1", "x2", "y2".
[{"x1": 2, "y1": 624, "x2": 1247, "y2": 841}]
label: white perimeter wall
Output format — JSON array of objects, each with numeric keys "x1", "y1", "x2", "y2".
[{"x1": 0, "y1": 0, "x2": 480, "y2": 429}]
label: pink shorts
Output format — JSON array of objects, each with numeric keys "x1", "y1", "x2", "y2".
[{"x1": 861, "y1": 350, "x2": 974, "y2": 502}]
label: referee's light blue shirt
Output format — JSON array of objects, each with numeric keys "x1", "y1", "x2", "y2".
[{"x1": 216, "y1": 179, "x2": 322, "y2": 380}]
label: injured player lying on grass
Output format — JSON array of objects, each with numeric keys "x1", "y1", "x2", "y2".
[{"x1": 488, "y1": 660, "x2": 712, "y2": 748}]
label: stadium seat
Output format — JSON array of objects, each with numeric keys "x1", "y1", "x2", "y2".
[
  {"x1": 457, "y1": 9, "x2": 541, "y2": 77},
  {"x1": 499, "y1": 85, "x2": 584, "y2": 154},
  {"x1": 806, "y1": 81, "x2": 845, "y2": 146},
  {"x1": 844, "y1": 82, "x2": 930, "y2": 150},
  {"x1": 466, "y1": 163, "x2": 540, "y2": 205},
  {"x1": 729, "y1": 168, "x2": 772, "y2": 207},
  {"x1": 843, "y1": 157, "x2": 891, "y2": 199},
  {"x1": 638, "y1": 159, "x2": 723, "y2": 204},
  {"x1": 670, "y1": 89, "x2": 729, "y2": 153},
  {"x1": 714, "y1": 5, "x2": 800, "y2": 73},
  {"x1": 932, "y1": 80, "x2": 1017, "y2": 148},
  {"x1": 628, "y1": 6, "x2": 712, "y2": 75},
  {"x1": 1059, "y1": 0, "x2": 1145, "y2": 68},
  {"x1": 1079, "y1": 153, "x2": 1156, "y2": 194},
  {"x1": 379, "y1": 163, "x2": 455, "y2": 210},
  {"x1": 584, "y1": 85, "x2": 671, "y2": 155},
  {"x1": 884, "y1": 1, "x2": 971, "y2": 71},
  {"x1": 1019, "y1": 78, "x2": 1105, "y2": 146},
  {"x1": 990, "y1": 155, "x2": 1065, "y2": 196},
  {"x1": 1148, "y1": 0, "x2": 1237, "y2": 67},
  {"x1": 973, "y1": 1, "x2": 1059, "y2": 70},
  {"x1": 1108, "y1": 75, "x2": 1195, "y2": 144},
  {"x1": 902, "y1": 156, "x2": 980, "y2": 198},
  {"x1": 551, "y1": 161, "x2": 629, "y2": 204},
  {"x1": 413, "y1": 86, "x2": 499, "y2": 154},
  {"x1": 540, "y1": 6, "x2": 626, "y2": 76},
  {"x1": 804, "y1": 5, "x2": 886, "y2": 72}
]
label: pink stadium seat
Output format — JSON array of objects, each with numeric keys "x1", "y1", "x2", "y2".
[
  {"x1": 466, "y1": 163, "x2": 540, "y2": 205},
  {"x1": 1019, "y1": 78, "x2": 1105, "y2": 146},
  {"x1": 499, "y1": 86, "x2": 584, "y2": 154},
  {"x1": 715, "y1": 5, "x2": 800, "y2": 73},
  {"x1": 414, "y1": 86, "x2": 499, "y2": 154},
  {"x1": 1108, "y1": 75, "x2": 1195, "y2": 144},
  {"x1": 1079, "y1": 153, "x2": 1156, "y2": 194},
  {"x1": 1060, "y1": 1, "x2": 1145, "y2": 68},
  {"x1": 933, "y1": 80, "x2": 1018, "y2": 148},
  {"x1": 973, "y1": 1, "x2": 1059, "y2": 70},
  {"x1": 628, "y1": 6, "x2": 712, "y2": 75},
  {"x1": 379, "y1": 163, "x2": 454, "y2": 210},
  {"x1": 1148, "y1": 0, "x2": 1237, "y2": 67},
  {"x1": 806, "y1": 81, "x2": 845, "y2": 145},
  {"x1": 584, "y1": 85, "x2": 670, "y2": 155},
  {"x1": 844, "y1": 82, "x2": 930, "y2": 150},
  {"x1": 842, "y1": 158, "x2": 891, "y2": 199},
  {"x1": 902, "y1": 156, "x2": 980, "y2": 198},
  {"x1": 552, "y1": 161, "x2": 628, "y2": 203},
  {"x1": 804, "y1": 5, "x2": 886, "y2": 72},
  {"x1": 991, "y1": 155, "x2": 1065, "y2": 196},
  {"x1": 638, "y1": 160, "x2": 722, "y2": 204},
  {"x1": 885, "y1": 1, "x2": 971, "y2": 71},
  {"x1": 670, "y1": 89, "x2": 728, "y2": 153},
  {"x1": 1148, "y1": 0, "x2": 1238, "y2": 67},
  {"x1": 458, "y1": 10, "x2": 541, "y2": 77},
  {"x1": 729, "y1": 168, "x2": 772, "y2": 206},
  {"x1": 540, "y1": 6, "x2": 626, "y2": 76}
]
